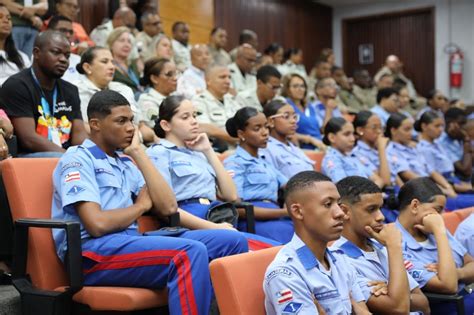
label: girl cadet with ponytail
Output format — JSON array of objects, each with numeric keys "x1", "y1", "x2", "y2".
[{"x1": 223, "y1": 107, "x2": 293, "y2": 244}]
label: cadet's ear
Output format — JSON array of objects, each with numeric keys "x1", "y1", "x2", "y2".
[
  {"x1": 339, "y1": 203, "x2": 351, "y2": 220},
  {"x1": 289, "y1": 202, "x2": 303, "y2": 221},
  {"x1": 89, "y1": 118, "x2": 100, "y2": 132},
  {"x1": 327, "y1": 132, "x2": 336, "y2": 145},
  {"x1": 160, "y1": 119, "x2": 171, "y2": 134},
  {"x1": 409, "y1": 198, "x2": 420, "y2": 215},
  {"x1": 236, "y1": 129, "x2": 245, "y2": 142},
  {"x1": 267, "y1": 117, "x2": 275, "y2": 129}
]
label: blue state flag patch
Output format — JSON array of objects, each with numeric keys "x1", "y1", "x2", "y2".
[
  {"x1": 282, "y1": 302, "x2": 303, "y2": 314},
  {"x1": 67, "y1": 185, "x2": 85, "y2": 195}
]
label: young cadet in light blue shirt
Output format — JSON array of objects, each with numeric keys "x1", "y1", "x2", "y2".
[
  {"x1": 260, "y1": 100, "x2": 315, "y2": 178},
  {"x1": 146, "y1": 95, "x2": 280, "y2": 250},
  {"x1": 395, "y1": 177, "x2": 474, "y2": 315},
  {"x1": 332, "y1": 176, "x2": 430, "y2": 315},
  {"x1": 264, "y1": 171, "x2": 371, "y2": 315},
  {"x1": 321, "y1": 117, "x2": 386, "y2": 188},
  {"x1": 370, "y1": 88, "x2": 400, "y2": 128},
  {"x1": 455, "y1": 213, "x2": 474, "y2": 257},
  {"x1": 311, "y1": 77, "x2": 342, "y2": 130},
  {"x1": 223, "y1": 107, "x2": 293, "y2": 243}
]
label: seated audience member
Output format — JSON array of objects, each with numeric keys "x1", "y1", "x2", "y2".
[
  {"x1": 307, "y1": 59, "x2": 331, "y2": 100},
  {"x1": 0, "y1": 30, "x2": 86, "y2": 157},
  {"x1": 455, "y1": 212, "x2": 474, "y2": 257},
  {"x1": 171, "y1": 21, "x2": 191, "y2": 71},
  {"x1": 438, "y1": 108, "x2": 472, "y2": 180},
  {"x1": 4, "y1": 0, "x2": 47, "y2": 56},
  {"x1": 0, "y1": 110, "x2": 13, "y2": 159},
  {"x1": 135, "y1": 10, "x2": 162, "y2": 61},
  {"x1": 395, "y1": 177, "x2": 474, "y2": 315},
  {"x1": 236, "y1": 64, "x2": 282, "y2": 111},
  {"x1": 138, "y1": 58, "x2": 177, "y2": 127},
  {"x1": 151, "y1": 33, "x2": 173, "y2": 60},
  {"x1": 396, "y1": 84, "x2": 416, "y2": 118},
  {"x1": 353, "y1": 111, "x2": 392, "y2": 185},
  {"x1": 228, "y1": 44, "x2": 257, "y2": 93},
  {"x1": 207, "y1": 27, "x2": 231, "y2": 66},
  {"x1": 263, "y1": 43, "x2": 284, "y2": 69},
  {"x1": 90, "y1": 6, "x2": 136, "y2": 48},
  {"x1": 51, "y1": 90, "x2": 248, "y2": 315},
  {"x1": 332, "y1": 66, "x2": 363, "y2": 113},
  {"x1": 384, "y1": 113, "x2": 474, "y2": 210},
  {"x1": 416, "y1": 111, "x2": 473, "y2": 193},
  {"x1": 261, "y1": 100, "x2": 315, "y2": 178},
  {"x1": 229, "y1": 29, "x2": 258, "y2": 62},
  {"x1": 333, "y1": 176, "x2": 430, "y2": 315},
  {"x1": 192, "y1": 64, "x2": 242, "y2": 150},
  {"x1": 177, "y1": 44, "x2": 210, "y2": 99},
  {"x1": 0, "y1": 4, "x2": 30, "y2": 87},
  {"x1": 376, "y1": 73, "x2": 394, "y2": 90},
  {"x1": 224, "y1": 107, "x2": 293, "y2": 243},
  {"x1": 107, "y1": 26, "x2": 142, "y2": 96},
  {"x1": 417, "y1": 89, "x2": 448, "y2": 119},
  {"x1": 46, "y1": 15, "x2": 82, "y2": 83},
  {"x1": 371, "y1": 87, "x2": 399, "y2": 128},
  {"x1": 50, "y1": 0, "x2": 94, "y2": 54},
  {"x1": 264, "y1": 171, "x2": 370, "y2": 315},
  {"x1": 146, "y1": 95, "x2": 279, "y2": 249},
  {"x1": 352, "y1": 68, "x2": 377, "y2": 110},
  {"x1": 319, "y1": 47, "x2": 336, "y2": 67},
  {"x1": 281, "y1": 73, "x2": 324, "y2": 150},
  {"x1": 322, "y1": 117, "x2": 386, "y2": 187},
  {"x1": 278, "y1": 48, "x2": 307, "y2": 79},
  {"x1": 312, "y1": 77, "x2": 343, "y2": 130}
]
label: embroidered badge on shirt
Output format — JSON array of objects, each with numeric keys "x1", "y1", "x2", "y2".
[
  {"x1": 66, "y1": 185, "x2": 85, "y2": 195},
  {"x1": 65, "y1": 171, "x2": 81, "y2": 183},
  {"x1": 404, "y1": 260, "x2": 414, "y2": 271},
  {"x1": 282, "y1": 302, "x2": 302, "y2": 314},
  {"x1": 277, "y1": 289, "x2": 293, "y2": 304},
  {"x1": 410, "y1": 270, "x2": 424, "y2": 280}
]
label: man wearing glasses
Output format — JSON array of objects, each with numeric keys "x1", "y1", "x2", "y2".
[
  {"x1": 237, "y1": 65, "x2": 283, "y2": 111},
  {"x1": 136, "y1": 11, "x2": 162, "y2": 61},
  {"x1": 228, "y1": 44, "x2": 257, "y2": 94}
]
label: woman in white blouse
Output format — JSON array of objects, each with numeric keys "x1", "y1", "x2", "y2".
[{"x1": 0, "y1": 5, "x2": 31, "y2": 87}]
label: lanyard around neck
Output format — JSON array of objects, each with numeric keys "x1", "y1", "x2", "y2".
[{"x1": 31, "y1": 68, "x2": 58, "y2": 117}]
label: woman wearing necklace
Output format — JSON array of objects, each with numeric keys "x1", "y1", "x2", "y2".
[{"x1": 107, "y1": 27, "x2": 142, "y2": 98}]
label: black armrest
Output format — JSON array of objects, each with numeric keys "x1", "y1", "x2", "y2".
[
  {"x1": 168, "y1": 212, "x2": 180, "y2": 227},
  {"x1": 13, "y1": 218, "x2": 83, "y2": 294},
  {"x1": 234, "y1": 202, "x2": 256, "y2": 234},
  {"x1": 424, "y1": 292, "x2": 465, "y2": 315}
]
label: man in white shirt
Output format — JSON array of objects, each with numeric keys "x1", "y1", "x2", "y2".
[
  {"x1": 171, "y1": 21, "x2": 191, "y2": 71},
  {"x1": 177, "y1": 44, "x2": 210, "y2": 99},
  {"x1": 228, "y1": 44, "x2": 257, "y2": 94}
]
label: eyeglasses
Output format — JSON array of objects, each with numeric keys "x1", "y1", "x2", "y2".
[
  {"x1": 290, "y1": 84, "x2": 306, "y2": 89},
  {"x1": 266, "y1": 83, "x2": 283, "y2": 91},
  {"x1": 162, "y1": 70, "x2": 182, "y2": 78},
  {"x1": 271, "y1": 112, "x2": 300, "y2": 122}
]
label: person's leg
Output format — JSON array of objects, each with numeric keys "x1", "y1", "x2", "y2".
[
  {"x1": 11, "y1": 26, "x2": 27, "y2": 54},
  {"x1": 82, "y1": 233, "x2": 211, "y2": 315},
  {"x1": 239, "y1": 219, "x2": 294, "y2": 244},
  {"x1": 22, "y1": 27, "x2": 38, "y2": 58},
  {"x1": 180, "y1": 229, "x2": 248, "y2": 260}
]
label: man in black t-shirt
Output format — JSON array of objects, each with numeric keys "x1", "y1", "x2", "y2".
[{"x1": 0, "y1": 30, "x2": 87, "y2": 156}]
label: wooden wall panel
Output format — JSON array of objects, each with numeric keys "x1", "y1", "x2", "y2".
[
  {"x1": 159, "y1": 0, "x2": 214, "y2": 45},
  {"x1": 215, "y1": 0, "x2": 332, "y2": 71},
  {"x1": 77, "y1": 0, "x2": 109, "y2": 33},
  {"x1": 342, "y1": 7, "x2": 435, "y2": 97}
]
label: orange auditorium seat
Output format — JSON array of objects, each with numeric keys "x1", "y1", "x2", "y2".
[
  {"x1": 443, "y1": 207, "x2": 473, "y2": 234},
  {"x1": 1, "y1": 158, "x2": 168, "y2": 313},
  {"x1": 304, "y1": 150, "x2": 325, "y2": 172}
]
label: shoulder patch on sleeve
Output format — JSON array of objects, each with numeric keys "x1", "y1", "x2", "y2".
[
  {"x1": 265, "y1": 267, "x2": 293, "y2": 283},
  {"x1": 282, "y1": 302, "x2": 303, "y2": 314}
]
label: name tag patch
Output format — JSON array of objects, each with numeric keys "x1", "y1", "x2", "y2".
[{"x1": 314, "y1": 289, "x2": 340, "y2": 301}]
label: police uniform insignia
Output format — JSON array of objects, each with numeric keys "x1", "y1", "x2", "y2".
[
  {"x1": 404, "y1": 260, "x2": 414, "y2": 271},
  {"x1": 66, "y1": 185, "x2": 85, "y2": 195},
  {"x1": 65, "y1": 171, "x2": 81, "y2": 183},
  {"x1": 282, "y1": 302, "x2": 302, "y2": 314},
  {"x1": 227, "y1": 169, "x2": 236, "y2": 178},
  {"x1": 410, "y1": 269, "x2": 424, "y2": 280},
  {"x1": 277, "y1": 288, "x2": 293, "y2": 304}
]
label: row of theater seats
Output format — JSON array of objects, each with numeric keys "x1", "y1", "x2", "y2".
[{"x1": 1, "y1": 157, "x2": 471, "y2": 314}]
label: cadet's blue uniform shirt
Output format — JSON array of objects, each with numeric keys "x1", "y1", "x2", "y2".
[
  {"x1": 386, "y1": 142, "x2": 433, "y2": 179},
  {"x1": 437, "y1": 133, "x2": 464, "y2": 164},
  {"x1": 312, "y1": 101, "x2": 343, "y2": 128},
  {"x1": 146, "y1": 139, "x2": 217, "y2": 201},
  {"x1": 332, "y1": 236, "x2": 420, "y2": 305},
  {"x1": 51, "y1": 139, "x2": 145, "y2": 261},
  {"x1": 260, "y1": 136, "x2": 314, "y2": 179},
  {"x1": 286, "y1": 98, "x2": 322, "y2": 148},
  {"x1": 455, "y1": 213, "x2": 474, "y2": 257},
  {"x1": 322, "y1": 147, "x2": 373, "y2": 183},
  {"x1": 224, "y1": 146, "x2": 287, "y2": 202},
  {"x1": 417, "y1": 139, "x2": 455, "y2": 174},
  {"x1": 371, "y1": 105, "x2": 392, "y2": 128},
  {"x1": 395, "y1": 219, "x2": 467, "y2": 291},
  {"x1": 264, "y1": 234, "x2": 366, "y2": 315},
  {"x1": 353, "y1": 141, "x2": 380, "y2": 174}
]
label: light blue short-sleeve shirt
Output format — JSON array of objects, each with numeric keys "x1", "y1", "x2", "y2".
[
  {"x1": 371, "y1": 105, "x2": 391, "y2": 128},
  {"x1": 417, "y1": 139, "x2": 455, "y2": 174},
  {"x1": 313, "y1": 101, "x2": 343, "y2": 128},
  {"x1": 146, "y1": 139, "x2": 217, "y2": 201},
  {"x1": 455, "y1": 213, "x2": 474, "y2": 257},
  {"x1": 264, "y1": 234, "x2": 366, "y2": 315},
  {"x1": 386, "y1": 142, "x2": 433, "y2": 179},
  {"x1": 51, "y1": 139, "x2": 145, "y2": 261},
  {"x1": 395, "y1": 219, "x2": 467, "y2": 291},
  {"x1": 260, "y1": 137, "x2": 314, "y2": 179},
  {"x1": 322, "y1": 147, "x2": 373, "y2": 183},
  {"x1": 437, "y1": 133, "x2": 464, "y2": 164}
]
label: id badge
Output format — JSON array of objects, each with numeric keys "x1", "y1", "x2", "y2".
[{"x1": 50, "y1": 128, "x2": 62, "y2": 146}]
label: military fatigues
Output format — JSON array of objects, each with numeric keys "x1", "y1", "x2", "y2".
[
  {"x1": 137, "y1": 88, "x2": 166, "y2": 127},
  {"x1": 172, "y1": 39, "x2": 191, "y2": 71},
  {"x1": 208, "y1": 45, "x2": 232, "y2": 66},
  {"x1": 352, "y1": 85, "x2": 377, "y2": 110},
  {"x1": 264, "y1": 234, "x2": 366, "y2": 315},
  {"x1": 135, "y1": 31, "x2": 160, "y2": 61},
  {"x1": 228, "y1": 62, "x2": 257, "y2": 93},
  {"x1": 236, "y1": 89, "x2": 263, "y2": 111},
  {"x1": 193, "y1": 90, "x2": 243, "y2": 129}
]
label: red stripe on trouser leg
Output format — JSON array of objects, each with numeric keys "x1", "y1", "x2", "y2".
[
  {"x1": 173, "y1": 251, "x2": 199, "y2": 315},
  {"x1": 247, "y1": 239, "x2": 274, "y2": 251},
  {"x1": 83, "y1": 257, "x2": 172, "y2": 275},
  {"x1": 82, "y1": 249, "x2": 181, "y2": 263}
]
